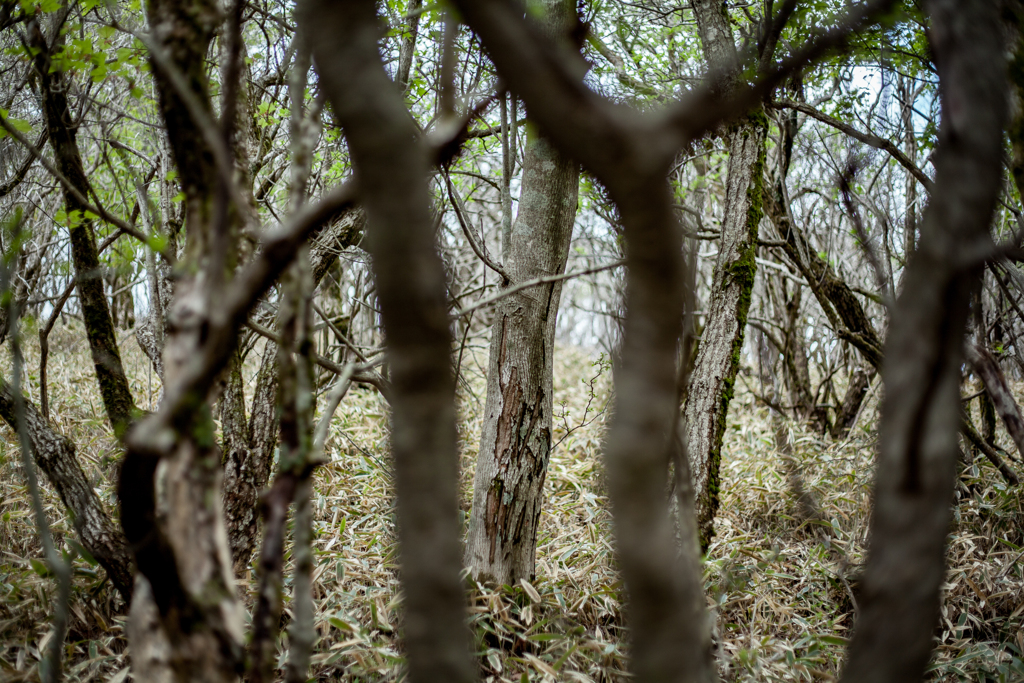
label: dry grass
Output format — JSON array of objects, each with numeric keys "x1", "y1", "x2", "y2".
[{"x1": 1, "y1": 324, "x2": 1022, "y2": 682}]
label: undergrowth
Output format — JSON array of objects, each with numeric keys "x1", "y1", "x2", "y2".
[{"x1": 0, "y1": 322, "x2": 1022, "y2": 682}]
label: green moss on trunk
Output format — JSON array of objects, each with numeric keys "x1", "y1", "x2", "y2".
[{"x1": 699, "y1": 111, "x2": 766, "y2": 550}]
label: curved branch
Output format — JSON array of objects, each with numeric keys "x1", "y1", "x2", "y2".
[{"x1": 773, "y1": 98, "x2": 933, "y2": 191}]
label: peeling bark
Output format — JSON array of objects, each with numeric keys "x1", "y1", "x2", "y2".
[
  {"x1": 465, "y1": 0, "x2": 580, "y2": 586},
  {"x1": 120, "y1": 1, "x2": 246, "y2": 680}
]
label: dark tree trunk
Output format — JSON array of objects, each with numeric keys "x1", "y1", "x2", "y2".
[
  {"x1": 766, "y1": 192, "x2": 884, "y2": 371},
  {"x1": 841, "y1": 1, "x2": 1006, "y2": 680},
  {"x1": 831, "y1": 366, "x2": 874, "y2": 440},
  {"x1": 29, "y1": 19, "x2": 137, "y2": 436},
  {"x1": 0, "y1": 379, "x2": 134, "y2": 601}
]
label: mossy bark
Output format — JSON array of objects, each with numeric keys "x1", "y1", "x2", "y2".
[{"x1": 682, "y1": 113, "x2": 766, "y2": 550}]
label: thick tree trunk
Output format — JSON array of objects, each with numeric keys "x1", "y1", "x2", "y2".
[
  {"x1": 841, "y1": 0, "x2": 1006, "y2": 679},
  {"x1": 684, "y1": 0, "x2": 768, "y2": 549},
  {"x1": 682, "y1": 117, "x2": 766, "y2": 549},
  {"x1": 0, "y1": 379, "x2": 134, "y2": 600},
  {"x1": 304, "y1": 2, "x2": 475, "y2": 680},
  {"x1": 120, "y1": 1, "x2": 246, "y2": 680},
  {"x1": 465, "y1": 0, "x2": 579, "y2": 586}
]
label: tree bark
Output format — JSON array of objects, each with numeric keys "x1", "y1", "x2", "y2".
[
  {"x1": 0, "y1": 378, "x2": 134, "y2": 601},
  {"x1": 831, "y1": 366, "x2": 874, "y2": 439},
  {"x1": 765, "y1": 192, "x2": 884, "y2": 371},
  {"x1": 965, "y1": 343, "x2": 1024, "y2": 460},
  {"x1": 121, "y1": 1, "x2": 246, "y2": 680},
  {"x1": 684, "y1": 0, "x2": 768, "y2": 549},
  {"x1": 841, "y1": 1, "x2": 1006, "y2": 680},
  {"x1": 303, "y1": 2, "x2": 476, "y2": 680},
  {"x1": 465, "y1": 0, "x2": 580, "y2": 586},
  {"x1": 29, "y1": 18, "x2": 137, "y2": 436},
  {"x1": 451, "y1": 1, "x2": 720, "y2": 678},
  {"x1": 222, "y1": 206, "x2": 366, "y2": 567}
]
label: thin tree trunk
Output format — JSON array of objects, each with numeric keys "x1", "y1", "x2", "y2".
[
  {"x1": 681, "y1": 119, "x2": 765, "y2": 549},
  {"x1": 766, "y1": 193, "x2": 884, "y2": 371},
  {"x1": 29, "y1": 17, "x2": 137, "y2": 436},
  {"x1": 841, "y1": 1, "x2": 1006, "y2": 679},
  {"x1": 223, "y1": 207, "x2": 366, "y2": 567},
  {"x1": 831, "y1": 366, "x2": 874, "y2": 440},
  {"x1": 465, "y1": 0, "x2": 580, "y2": 586},
  {"x1": 304, "y1": 2, "x2": 475, "y2": 680},
  {"x1": 966, "y1": 343, "x2": 1024, "y2": 460},
  {"x1": 396, "y1": 0, "x2": 423, "y2": 91}
]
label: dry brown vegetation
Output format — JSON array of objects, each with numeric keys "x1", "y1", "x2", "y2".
[{"x1": 1, "y1": 326, "x2": 1022, "y2": 682}]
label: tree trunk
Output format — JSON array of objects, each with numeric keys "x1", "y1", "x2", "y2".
[
  {"x1": 831, "y1": 366, "x2": 874, "y2": 439},
  {"x1": 305, "y1": 2, "x2": 475, "y2": 680},
  {"x1": 841, "y1": 0, "x2": 1005, "y2": 679},
  {"x1": 682, "y1": 117, "x2": 765, "y2": 549},
  {"x1": 120, "y1": 1, "x2": 246, "y2": 680},
  {"x1": 465, "y1": 0, "x2": 580, "y2": 586},
  {"x1": 966, "y1": 343, "x2": 1024, "y2": 460},
  {"x1": 222, "y1": 207, "x2": 366, "y2": 567},
  {"x1": 684, "y1": 0, "x2": 768, "y2": 550},
  {"x1": 0, "y1": 378, "x2": 134, "y2": 601},
  {"x1": 29, "y1": 18, "x2": 137, "y2": 436}
]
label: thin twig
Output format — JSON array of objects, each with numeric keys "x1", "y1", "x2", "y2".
[
  {"x1": 443, "y1": 170, "x2": 510, "y2": 281},
  {"x1": 455, "y1": 260, "x2": 625, "y2": 318}
]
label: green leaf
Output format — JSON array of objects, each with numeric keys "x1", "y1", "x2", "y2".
[{"x1": 30, "y1": 558, "x2": 53, "y2": 578}]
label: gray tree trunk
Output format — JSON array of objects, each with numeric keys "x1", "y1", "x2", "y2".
[
  {"x1": 464, "y1": 0, "x2": 580, "y2": 586},
  {"x1": 682, "y1": 122, "x2": 764, "y2": 549},
  {"x1": 684, "y1": 0, "x2": 767, "y2": 550}
]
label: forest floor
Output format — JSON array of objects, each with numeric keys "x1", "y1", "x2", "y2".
[{"x1": 0, "y1": 322, "x2": 1023, "y2": 682}]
